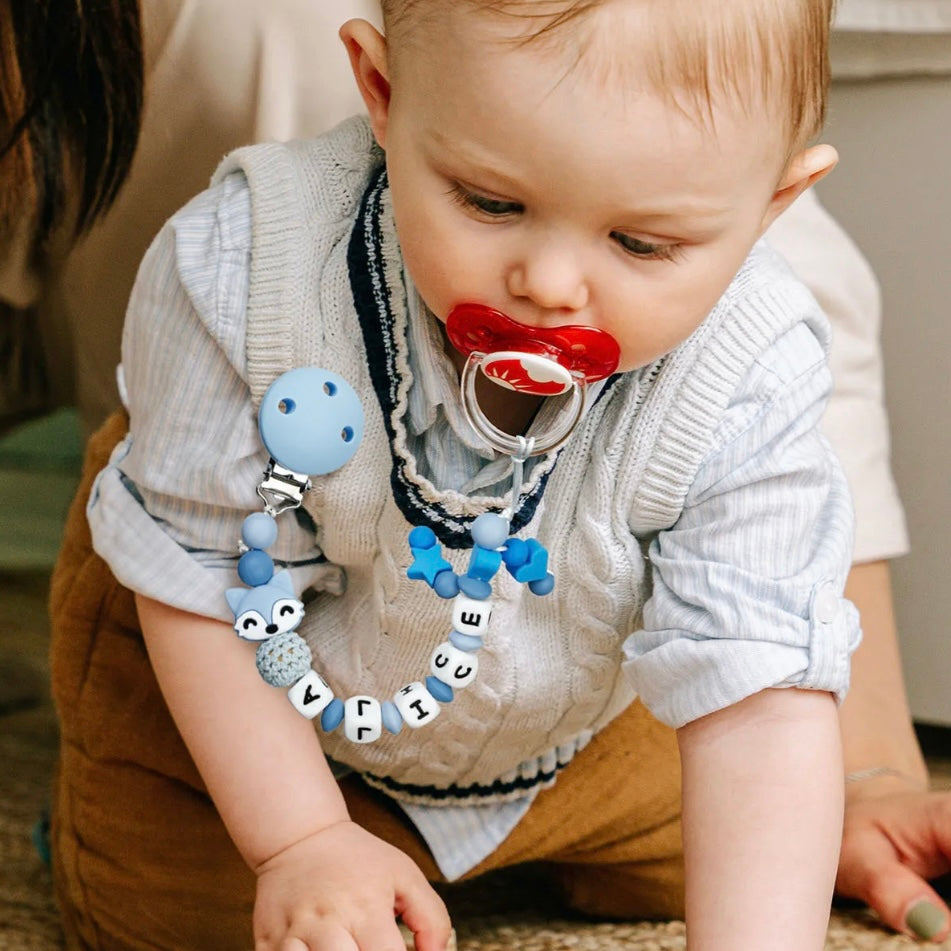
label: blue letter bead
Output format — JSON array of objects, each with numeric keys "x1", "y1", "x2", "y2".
[
  {"x1": 449, "y1": 630, "x2": 484, "y2": 652},
  {"x1": 241, "y1": 512, "x2": 278, "y2": 551},
  {"x1": 381, "y1": 700, "x2": 404, "y2": 734},
  {"x1": 432, "y1": 570, "x2": 460, "y2": 599},
  {"x1": 320, "y1": 697, "x2": 345, "y2": 732},
  {"x1": 467, "y1": 545, "x2": 502, "y2": 582},
  {"x1": 426, "y1": 675, "x2": 455, "y2": 703},
  {"x1": 458, "y1": 575, "x2": 492, "y2": 600},
  {"x1": 502, "y1": 537, "x2": 529, "y2": 569},
  {"x1": 470, "y1": 512, "x2": 510, "y2": 550},
  {"x1": 408, "y1": 525, "x2": 437, "y2": 550},
  {"x1": 238, "y1": 549, "x2": 275, "y2": 586},
  {"x1": 528, "y1": 572, "x2": 555, "y2": 596}
]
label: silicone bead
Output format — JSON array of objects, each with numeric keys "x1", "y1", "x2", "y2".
[
  {"x1": 449, "y1": 630, "x2": 484, "y2": 652},
  {"x1": 381, "y1": 700, "x2": 404, "y2": 734},
  {"x1": 241, "y1": 512, "x2": 278, "y2": 550},
  {"x1": 431, "y1": 642, "x2": 479, "y2": 688},
  {"x1": 529, "y1": 572, "x2": 556, "y2": 596},
  {"x1": 238, "y1": 549, "x2": 274, "y2": 586},
  {"x1": 470, "y1": 512, "x2": 509, "y2": 550},
  {"x1": 502, "y1": 538, "x2": 529, "y2": 569},
  {"x1": 408, "y1": 544, "x2": 453, "y2": 586},
  {"x1": 451, "y1": 596, "x2": 493, "y2": 637},
  {"x1": 344, "y1": 695, "x2": 383, "y2": 744},
  {"x1": 320, "y1": 697, "x2": 345, "y2": 732},
  {"x1": 393, "y1": 682, "x2": 441, "y2": 728},
  {"x1": 288, "y1": 670, "x2": 335, "y2": 719},
  {"x1": 426, "y1": 675, "x2": 454, "y2": 703},
  {"x1": 432, "y1": 570, "x2": 460, "y2": 599},
  {"x1": 408, "y1": 526, "x2": 437, "y2": 550},
  {"x1": 467, "y1": 545, "x2": 502, "y2": 582},
  {"x1": 457, "y1": 575, "x2": 491, "y2": 600},
  {"x1": 256, "y1": 631, "x2": 312, "y2": 687},
  {"x1": 508, "y1": 538, "x2": 549, "y2": 583}
]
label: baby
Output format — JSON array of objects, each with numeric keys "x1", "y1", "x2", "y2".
[{"x1": 77, "y1": 1, "x2": 859, "y2": 948}]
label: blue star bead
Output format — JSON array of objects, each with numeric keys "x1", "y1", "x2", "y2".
[{"x1": 408, "y1": 543, "x2": 454, "y2": 587}]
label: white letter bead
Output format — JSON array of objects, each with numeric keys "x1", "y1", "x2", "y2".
[
  {"x1": 287, "y1": 670, "x2": 334, "y2": 719},
  {"x1": 430, "y1": 642, "x2": 479, "y2": 688},
  {"x1": 451, "y1": 596, "x2": 493, "y2": 636},
  {"x1": 344, "y1": 695, "x2": 382, "y2": 744},
  {"x1": 393, "y1": 682, "x2": 441, "y2": 728}
]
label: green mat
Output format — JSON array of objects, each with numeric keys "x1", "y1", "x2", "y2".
[{"x1": 0, "y1": 410, "x2": 83, "y2": 570}]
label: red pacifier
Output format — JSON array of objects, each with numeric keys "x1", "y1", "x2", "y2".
[{"x1": 446, "y1": 304, "x2": 620, "y2": 455}]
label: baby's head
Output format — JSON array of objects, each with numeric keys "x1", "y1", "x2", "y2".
[{"x1": 342, "y1": 0, "x2": 838, "y2": 372}]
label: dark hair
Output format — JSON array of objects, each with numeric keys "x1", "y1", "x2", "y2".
[{"x1": 0, "y1": 0, "x2": 144, "y2": 244}]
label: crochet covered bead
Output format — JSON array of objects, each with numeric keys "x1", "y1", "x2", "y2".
[{"x1": 255, "y1": 631, "x2": 312, "y2": 687}]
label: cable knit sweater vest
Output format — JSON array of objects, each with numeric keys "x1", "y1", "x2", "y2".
[{"x1": 213, "y1": 116, "x2": 828, "y2": 805}]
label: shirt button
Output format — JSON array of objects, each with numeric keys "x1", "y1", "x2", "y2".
[{"x1": 812, "y1": 583, "x2": 840, "y2": 625}]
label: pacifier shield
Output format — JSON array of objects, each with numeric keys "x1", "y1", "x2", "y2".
[{"x1": 446, "y1": 303, "x2": 620, "y2": 393}]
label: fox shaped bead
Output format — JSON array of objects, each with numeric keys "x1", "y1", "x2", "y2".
[{"x1": 225, "y1": 569, "x2": 304, "y2": 642}]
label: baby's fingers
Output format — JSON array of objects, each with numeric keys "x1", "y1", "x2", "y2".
[
  {"x1": 396, "y1": 880, "x2": 453, "y2": 951},
  {"x1": 861, "y1": 863, "x2": 950, "y2": 944},
  {"x1": 277, "y1": 920, "x2": 358, "y2": 951}
]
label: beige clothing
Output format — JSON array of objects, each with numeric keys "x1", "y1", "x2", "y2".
[{"x1": 0, "y1": 0, "x2": 907, "y2": 563}]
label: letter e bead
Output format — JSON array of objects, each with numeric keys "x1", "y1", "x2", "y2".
[
  {"x1": 451, "y1": 595, "x2": 492, "y2": 636},
  {"x1": 430, "y1": 642, "x2": 478, "y2": 688},
  {"x1": 393, "y1": 682, "x2": 441, "y2": 728}
]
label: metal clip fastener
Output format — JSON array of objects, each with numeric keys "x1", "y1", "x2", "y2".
[{"x1": 256, "y1": 460, "x2": 311, "y2": 516}]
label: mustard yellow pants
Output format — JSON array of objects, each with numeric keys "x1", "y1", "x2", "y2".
[{"x1": 49, "y1": 414, "x2": 685, "y2": 950}]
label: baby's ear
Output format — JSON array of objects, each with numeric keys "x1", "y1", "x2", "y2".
[
  {"x1": 339, "y1": 18, "x2": 391, "y2": 149},
  {"x1": 761, "y1": 144, "x2": 839, "y2": 232}
]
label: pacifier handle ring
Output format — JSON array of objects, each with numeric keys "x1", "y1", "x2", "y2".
[{"x1": 460, "y1": 353, "x2": 586, "y2": 457}]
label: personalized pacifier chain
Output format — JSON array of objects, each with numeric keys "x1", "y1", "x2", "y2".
[{"x1": 227, "y1": 305, "x2": 619, "y2": 743}]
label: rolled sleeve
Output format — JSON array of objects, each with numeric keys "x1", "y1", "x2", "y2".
[
  {"x1": 623, "y1": 322, "x2": 862, "y2": 728},
  {"x1": 87, "y1": 173, "x2": 339, "y2": 621}
]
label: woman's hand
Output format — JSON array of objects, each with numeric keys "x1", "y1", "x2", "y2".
[
  {"x1": 837, "y1": 777, "x2": 951, "y2": 943},
  {"x1": 253, "y1": 819, "x2": 452, "y2": 951}
]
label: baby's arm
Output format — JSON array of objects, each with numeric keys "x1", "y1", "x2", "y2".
[
  {"x1": 136, "y1": 594, "x2": 451, "y2": 951},
  {"x1": 678, "y1": 687, "x2": 842, "y2": 951}
]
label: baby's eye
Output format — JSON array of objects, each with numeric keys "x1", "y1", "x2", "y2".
[
  {"x1": 612, "y1": 232, "x2": 680, "y2": 261},
  {"x1": 449, "y1": 182, "x2": 523, "y2": 218}
]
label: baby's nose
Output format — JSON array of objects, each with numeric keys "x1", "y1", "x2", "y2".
[{"x1": 507, "y1": 244, "x2": 589, "y2": 313}]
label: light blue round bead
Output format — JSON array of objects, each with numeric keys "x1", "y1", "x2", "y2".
[
  {"x1": 470, "y1": 512, "x2": 509, "y2": 550},
  {"x1": 241, "y1": 512, "x2": 278, "y2": 550},
  {"x1": 426, "y1": 676, "x2": 454, "y2": 703},
  {"x1": 432, "y1": 570, "x2": 460, "y2": 599},
  {"x1": 238, "y1": 549, "x2": 274, "y2": 586},
  {"x1": 320, "y1": 698, "x2": 345, "y2": 732},
  {"x1": 458, "y1": 575, "x2": 492, "y2": 600},
  {"x1": 381, "y1": 700, "x2": 404, "y2": 734},
  {"x1": 408, "y1": 526, "x2": 437, "y2": 550},
  {"x1": 529, "y1": 572, "x2": 556, "y2": 596},
  {"x1": 450, "y1": 630, "x2": 484, "y2": 652}
]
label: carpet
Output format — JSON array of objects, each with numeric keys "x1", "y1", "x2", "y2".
[{"x1": 2, "y1": 569, "x2": 948, "y2": 949}]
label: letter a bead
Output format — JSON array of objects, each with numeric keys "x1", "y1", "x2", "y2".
[
  {"x1": 430, "y1": 642, "x2": 479, "y2": 688},
  {"x1": 393, "y1": 682, "x2": 441, "y2": 728},
  {"x1": 288, "y1": 670, "x2": 334, "y2": 719},
  {"x1": 344, "y1": 695, "x2": 382, "y2": 744},
  {"x1": 451, "y1": 595, "x2": 492, "y2": 636}
]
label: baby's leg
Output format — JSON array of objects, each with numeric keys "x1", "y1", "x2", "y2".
[{"x1": 50, "y1": 414, "x2": 256, "y2": 950}]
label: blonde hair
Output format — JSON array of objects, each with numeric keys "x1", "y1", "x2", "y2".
[{"x1": 380, "y1": 0, "x2": 834, "y2": 150}]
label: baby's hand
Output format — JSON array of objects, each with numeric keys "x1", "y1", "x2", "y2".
[{"x1": 253, "y1": 820, "x2": 452, "y2": 951}]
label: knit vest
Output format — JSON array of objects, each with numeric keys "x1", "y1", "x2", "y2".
[{"x1": 213, "y1": 116, "x2": 829, "y2": 805}]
